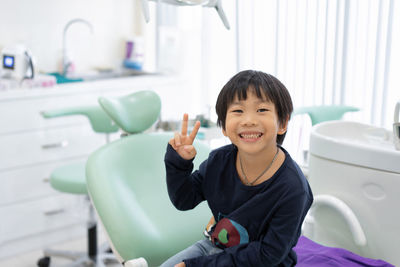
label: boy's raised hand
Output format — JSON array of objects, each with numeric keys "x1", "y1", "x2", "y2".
[{"x1": 169, "y1": 113, "x2": 201, "y2": 160}]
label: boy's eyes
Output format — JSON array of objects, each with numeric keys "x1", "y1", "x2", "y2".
[{"x1": 230, "y1": 108, "x2": 269, "y2": 113}]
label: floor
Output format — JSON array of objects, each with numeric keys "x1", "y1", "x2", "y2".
[{"x1": 0, "y1": 236, "x2": 122, "y2": 267}]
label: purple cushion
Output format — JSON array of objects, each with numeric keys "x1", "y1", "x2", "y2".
[{"x1": 294, "y1": 236, "x2": 394, "y2": 267}]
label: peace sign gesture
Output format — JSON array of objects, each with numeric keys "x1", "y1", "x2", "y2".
[{"x1": 169, "y1": 113, "x2": 201, "y2": 160}]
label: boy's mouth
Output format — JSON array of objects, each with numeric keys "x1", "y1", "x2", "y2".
[{"x1": 239, "y1": 132, "x2": 263, "y2": 139}]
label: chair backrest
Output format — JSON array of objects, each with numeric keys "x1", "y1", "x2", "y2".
[
  {"x1": 42, "y1": 105, "x2": 119, "y2": 133},
  {"x1": 98, "y1": 90, "x2": 161, "y2": 134},
  {"x1": 86, "y1": 132, "x2": 211, "y2": 266},
  {"x1": 293, "y1": 105, "x2": 359, "y2": 126}
]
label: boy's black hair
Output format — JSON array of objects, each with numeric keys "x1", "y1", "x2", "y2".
[{"x1": 216, "y1": 70, "x2": 293, "y2": 145}]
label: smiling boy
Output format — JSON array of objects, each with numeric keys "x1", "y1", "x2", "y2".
[{"x1": 163, "y1": 70, "x2": 313, "y2": 266}]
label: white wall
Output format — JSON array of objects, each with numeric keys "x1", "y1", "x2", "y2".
[
  {"x1": 0, "y1": 0, "x2": 236, "y2": 121},
  {"x1": 200, "y1": 2, "x2": 236, "y2": 122},
  {"x1": 0, "y1": 0, "x2": 145, "y2": 73}
]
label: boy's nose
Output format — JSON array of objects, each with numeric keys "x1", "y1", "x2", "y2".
[{"x1": 241, "y1": 114, "x2": 257, "y2": 126}]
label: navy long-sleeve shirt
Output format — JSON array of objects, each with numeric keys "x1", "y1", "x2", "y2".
[{"x1": 164, "y1": 143, "x2": 313, "y2": 266}]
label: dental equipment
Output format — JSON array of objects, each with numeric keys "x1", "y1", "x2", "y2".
[{"x1": 140, "y1": 0, "x2": 230, "y2": 30}]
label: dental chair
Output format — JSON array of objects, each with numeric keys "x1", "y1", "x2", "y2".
[
  {"x1": 37, "y1": 106, "x2": 120, "y2": 267},
  {"x1": 85, "y1": 94, "x2": 211, "y2": 267},
  {"x1": 38, "y1": 90, "x2": 162, "y2": 267},
  {"x1": 293, "y1": 105, "x2": 360, "y2": 126}
]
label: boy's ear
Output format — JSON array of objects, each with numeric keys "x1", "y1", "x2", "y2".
[
  {"x1": 278, "y1": 116, "x2": 289, "y2": 135},
  {"x1": 222, "y1": 128, "x2": 228, "y2": 137}
]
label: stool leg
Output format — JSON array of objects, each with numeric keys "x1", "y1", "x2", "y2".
[
  {"x1": 38, "y1": 195, "x2": 119, "y2": 267},
  {"x1": 87, "y1": 196, "x2": 98, "y2": 259},
  {"x1": 88, "y1": 224, "x2": 97, "y2": 259}
]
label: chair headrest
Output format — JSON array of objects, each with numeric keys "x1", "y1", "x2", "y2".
[
  {"x1": 293, "y1": 105, "x2": 360, "y2": 126},
  {"x1": 98, "y1": 90, "x2": 161, "y2": 134}
]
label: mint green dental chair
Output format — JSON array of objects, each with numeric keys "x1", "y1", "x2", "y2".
[
  {"x1": 86, "y1": 133, "x2": 211, "y2": 267},
  {"x1": 293, "y1": 105, "x2": 360, "y2": 126},
  {"x1": 38, "y1": 106, "x2": 120, "y2": 267},
  {"x1": 85, "y1": 93, "x2": 212, "y2": 267}
]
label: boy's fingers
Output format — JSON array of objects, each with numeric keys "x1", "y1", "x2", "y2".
[
  {"x1": 183, "y1": 145, "x2": 197, "y2": 157},
  {"x1": 174, "y1": 132, "x2": 181, "y2": 146},
  {"x1": 189, "y1": 121, "x2": 201, "y2": 142},
  {"x1": 181, "y1": 113, "x2": 188, "y2": 136},
  {"x1": 168, "y1": 138, "x2": 177, "y2": 149}
]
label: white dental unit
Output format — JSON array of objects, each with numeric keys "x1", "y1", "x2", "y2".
[{"x1": 303, "y1": 102, "x2": 400, "y2": 265}]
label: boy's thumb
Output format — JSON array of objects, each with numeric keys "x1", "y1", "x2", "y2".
[
  {"x1": 183, "y1": 145, "x2": 193, "y2": 152},
  {"x1": 183, "y1": 145, "x2": 196, "y2": 156}
]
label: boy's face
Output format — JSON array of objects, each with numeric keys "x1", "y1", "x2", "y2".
[{"x1": 222, "y1": 89, "x2": 287, "y2": 156}]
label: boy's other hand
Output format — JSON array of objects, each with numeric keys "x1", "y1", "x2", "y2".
[
  {"x1": 206, "y1": 216, "x2": 216, "y2": 232},
  {"x1": 175, "y1": 262, "x2": 186, "y2": 267},
  {"x1": 169, "y1": 113, "x2": 200, "y2": 160}
]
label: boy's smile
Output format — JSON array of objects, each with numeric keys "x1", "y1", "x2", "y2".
[{"x1": 238, "y1": 131, "x2": 263, "y2": 142}]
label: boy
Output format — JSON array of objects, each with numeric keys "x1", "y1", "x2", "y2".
[{"x1": 163, "y1": 70, "x2": 313, "y2": 266}]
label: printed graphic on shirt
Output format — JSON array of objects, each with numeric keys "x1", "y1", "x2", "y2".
[{"x1": 211, "y1": 217, "x2": 249, "y2": 248}]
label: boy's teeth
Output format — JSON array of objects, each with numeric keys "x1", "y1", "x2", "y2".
[{"x1": 240, "y1": 133, "x2": 261, "y2": 138}]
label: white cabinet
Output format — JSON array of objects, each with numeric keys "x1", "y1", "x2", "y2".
[
  {"x1": 0, "y1": 93, "x2": 94, "y2": 134},
  {"x1": 0, "y1": 125, "x2": 106, "y2": 170},
  {"x1": 0, "y1": 193, "x2": 85, "y2": 243},
  {"x1": 0, "y1": 75, "x2": 188, "y2": 259},
  {"x1": 0, "y1": 159, "x2": 84, "y2": 206}
]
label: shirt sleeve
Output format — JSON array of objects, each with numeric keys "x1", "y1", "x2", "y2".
[
  {"x1": 164, "y1": 144, "x2": 206, "y2": 211},
  {"x1": 184, "y1": 189, "x2": 312, "y2": 267}
]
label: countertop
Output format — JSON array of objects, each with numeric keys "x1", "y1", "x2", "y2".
[{"x1": 0, "y1": 73, "x2": 187, "y2": 101}]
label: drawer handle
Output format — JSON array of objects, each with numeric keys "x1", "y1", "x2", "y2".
[
  {"x1": 41, "y1": 140, "x2": 69, "y2": 149},
  {"x1": 44, "y1": 208, "x2": 65, "y2": 216}
]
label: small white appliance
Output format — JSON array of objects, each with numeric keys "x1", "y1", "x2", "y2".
[{"x1": 1, "y1": 44, "x2": 35, "y2": 81}]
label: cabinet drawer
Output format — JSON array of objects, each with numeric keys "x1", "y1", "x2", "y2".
[
  {"x1": 0, "y1": 94, "x2": 98, "y2": 135},
  {"x1": 0, "y1": 158, "x2": 86, "y2": 206},
  {"x1": 0, "y1": 124, "x2": 108, "y2": 170},
  {"x1": 0, "y1": 193, "x2": 86, "y2": 243}
]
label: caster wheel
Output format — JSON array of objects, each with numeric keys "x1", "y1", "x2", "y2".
[{"x1": 37, "y1": 256, "x2": 50, "y2": 267}]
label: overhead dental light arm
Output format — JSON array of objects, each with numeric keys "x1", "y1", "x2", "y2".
[
  {"x1": 140, "y1": 0, "x2": 230, "y2": 30},
  {"x1": 140, "y1": 0, "x2": 150, "y2": 23},
  {"x1": 212, "y1": 0, "x2": 230, "y2": 30}
]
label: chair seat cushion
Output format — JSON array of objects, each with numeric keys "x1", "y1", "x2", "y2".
[{"x1": 50, "y1": 162, "x2": 87, "y2": 194}]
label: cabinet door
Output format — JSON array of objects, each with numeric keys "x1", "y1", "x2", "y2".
[
  {"x1": 0, "y1": 193, "x2": 87, "y2": 244},
  {"x1": 0, "y1": 158, "x2": 86, "y2": 206},
  {"x1": 0, "y1": 124, "x2": 108, "y2": 170}
]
